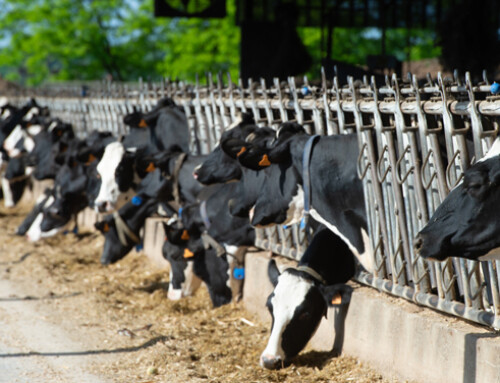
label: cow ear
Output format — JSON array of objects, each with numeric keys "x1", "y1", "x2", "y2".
[
  {"x1": 319, "y1": 284, "x2": 353, "y2": 308},
  {"x1": 221, "y1": 137, "x2": 247, "y2": 159},
  {"x1": 267, "y1": 259, "x2": 281, "y2": 287},
  {"x1": 237, "y1": 140, "x2": 292, "y2": 171},
  {"x1": 95, "y1": 220, "x2": 108, "y2": 233}
]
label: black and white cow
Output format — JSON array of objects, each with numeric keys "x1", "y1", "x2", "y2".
[
  {"x1": 27, "y1": 119, "x2": 75, "y2": 180},
  {"x1": 225, "y1": 125, "x2": 374, "y2": 272},
  {"x1": 261, "y1": 228, "x2": 354, "y2": 369},
  {"x1": 415, "y1": 139, "x2": 500, "y2": 261},
  {"x1": 192, "y1": 113, "x2": 268, "y2": 185},
  {"x1": 162, "y1": 221, "x2": 233, "y2": 307},
  {"x1": 23, "y1": 132, "x2": 112, "y2": 241},
  {"x1": 94, "y1": 101, "x2": 191, "y2": 213},
  {"x1": 95, "y1": 169, "x2": 175, "y2": 264}
]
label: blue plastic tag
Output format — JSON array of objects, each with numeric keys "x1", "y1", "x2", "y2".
[
  {"x1": 233, "y1": 267, "x2": 245, "y2": 280},
  {"x1": 178, "y1": 207, "x2": 183, "y2": 219},
  {"x1": 72, "y1": 226, "x2": 78, "y2": 234},
  {"x1": 301, "y1": 86, "x2": 311, "y2": 96},
  {"x1": 131, "y1": 196, "x2": 143, "y2": 206},
  {"x1": 491, "y1": 82, "x2": 500, "y2": 94},
  {"x1": 135, "y1": 243, "x2": 143, "y2": 252},
  {"x1": 300, "y1": 217, "x2": 306, "y2": 230},
  {"x1": 282, "y1": 225, "x2": 290, "y2": 230}
]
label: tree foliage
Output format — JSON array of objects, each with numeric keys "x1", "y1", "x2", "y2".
[
  {"x1": 0, "y1": 0, "x2": 240, "y2": 85},
  {"x1": 0, "y1": 0, "x2": 444, "y2": 86}
]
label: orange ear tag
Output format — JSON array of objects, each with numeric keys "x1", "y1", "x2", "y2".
[
  {"x1": 236, "y1": 147, "x2": 247, "y2": 157},
  {"x1": 138, "y1": 119, "x2": 148, "y2": 128},
  {"x1": 331, "y1": 293, "x2": 342, "y2": 305},
  {"x1": 183, "y1": 248, "x2": 195, "y2": 258},
  {"x1": 259, "y1": 154, "x2": 271, "y2": 167},
  {"x1": 145, "y1": 162, "x2": 156, "y2": 172},
  {"x1": 103, "y1": 223, "x2": 110, "y2": 233},
  {"x1": 181, "y1": 230, "x2": 190, "y2": 240},
  {"x1": 86, "y1": 153, "x2": 97, "y2": 165}
]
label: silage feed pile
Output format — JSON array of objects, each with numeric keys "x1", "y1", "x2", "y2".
[{"x1": 0, "y1": 203, "x2": 402, "y2": 383}]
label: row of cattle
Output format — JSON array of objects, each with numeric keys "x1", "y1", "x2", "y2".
[{"x1": 0, "y1": 96, "x2": 498, "y2": 370}]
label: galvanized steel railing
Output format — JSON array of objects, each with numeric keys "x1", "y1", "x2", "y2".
[{"x1": 7, "y1": 71, "x2": 500, "y2": 329}]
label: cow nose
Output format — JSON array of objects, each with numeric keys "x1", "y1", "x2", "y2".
[
  {"x1": 96, "y1": 201, "x2": 107, "y2": 213},
  {"x1": 192, "y1": 170, "x2": 198, "y2": 180},
  {"x1": 414, "y1": 235, "x2": 423, "y2": 253},
  {"x1": 260, "y1": 354, "x2": 283, "y2": 370}
]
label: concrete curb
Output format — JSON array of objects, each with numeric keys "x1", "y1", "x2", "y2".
[{"x1": 243, "y1": 251, "x2": 500, "y2": 383}]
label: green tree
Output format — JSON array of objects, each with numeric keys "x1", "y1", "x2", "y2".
[{"x1": 0, "y1": 0, "x2": 240, "y2": 86}]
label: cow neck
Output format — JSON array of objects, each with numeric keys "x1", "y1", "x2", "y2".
[
  {"x1": 170, "y1": 152, "x2": 187, "y2": 208},
  {"x1": 296, "y1": 265, "x2": 327, "y2": 285},
  {"x1": 113, "y1": 211, "x2": 140, "y2": 246},
  {"x1": 301, "y1": 135, "x2": 320, "y2": 225}
]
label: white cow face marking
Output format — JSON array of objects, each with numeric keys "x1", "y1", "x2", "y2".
[
  {"x1": 25, "y1": 196, "x2": 68, "y2": 241},
  {"x1": 167, "y1": 262, "x2": 202, "y2": 300},
  {"x1": 95, "y1": 142, "x2": 125, "y2": 212},
  {"x1": 261, "y1": 271, "x2": 325, "y2": 369},
  {"x1": 23, "y1": 107, "x2": 39, "y2": 121},
  {"x1": 1, "y1": 108, "x2": 11, "y2": 119}
]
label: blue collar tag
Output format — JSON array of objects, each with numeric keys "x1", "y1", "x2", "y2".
[
  {"x1": 131, "y1": 196, "x2": 143, "y2": 206},
  {"x1": 233, "y1": 267, "x2": 245, "y2": 280},
  {"x1": 178, "y1": 207, "x2": 183, "y2": 219},
  {"x1": 135, "y1": 243, "x2": 144, "y2": 252},
  {"x1": 300, "y1": 217, "x2": 307, "y2": 230},
  {"x1": 491, "y1": 82, "x2": 500, "y2": 94},
  {"x1": 282, "y1": 225, "x2": 290, "y2": 230}
]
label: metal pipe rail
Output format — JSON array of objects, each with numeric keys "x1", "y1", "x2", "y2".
[{"x1": 7, "y1": 70, "x2": 500, "y2": 330}]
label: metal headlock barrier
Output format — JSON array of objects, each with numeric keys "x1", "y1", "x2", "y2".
[{"x1": 6, "y1": 70, "x2": 500, "y2": 330}]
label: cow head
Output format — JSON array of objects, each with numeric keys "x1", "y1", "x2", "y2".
[
  {"x1": 260, "y1": 259, "x2": 351, "y2": 369},
  {"x1": 192, "y1": 113, "x2": 260, "y2": 184},
  {"x1": 95, "y1": 197, "x2": 156, "y2": 264},
  {"x1": 162, "y1": 220, "x2": 203, "y2": 300},
  {"x1": 222, "y1": 123, "x2": 306, "y2": 226},
  {"x1": 94, "y1": 142, "x2": 136, "y2": 212},
  {"x1": 96, "y1": 171, "x2": 169, "y2": 264},
  {"x1": 415, "y1": 155, "x2": 500, "y2": 261}
]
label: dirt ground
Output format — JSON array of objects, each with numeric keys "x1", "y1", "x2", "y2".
[{"x1": 0, "y1": 202, "x2": 406, "y2": 383}]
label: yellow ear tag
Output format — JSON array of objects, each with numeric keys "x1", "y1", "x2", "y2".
[
  {"x1": 181, "y1": 230, "x2": 190, "y2": 240},
  {"x1": 236, "y1": 147, "x2": 247, "y2": 157},
  {"x1": 145, "y1": 162, "x2": 156, "y2": 172},
  {"x1": 183, "y1": 248, "x2": 194, "y2": 258},
  {"x1": 103, "y1": 223, "x2": 110, "y2": 233},
  {"x1": 331, "y1": 293, "x2": 342, "y2": 305},
  {"x1": 259, "y1": 154, "x2": 271, "y2": 167},
  {"x1": 138, "y1": 119, "x2": 148, "y2": 128},
  {"x1": 86, "y1": 153, "x2": 97, "y2": 165}
]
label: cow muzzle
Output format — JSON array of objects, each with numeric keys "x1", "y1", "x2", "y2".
[
  {"x1": 96, "y1": 201, "x2": 113, "y2": 213},
  {"x1": 260, "y1": 354, "x2": 284, "y2": 370}
]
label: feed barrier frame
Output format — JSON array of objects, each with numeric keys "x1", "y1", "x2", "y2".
[{"x1": 7, "y1": 70, "x2": 500, "y2": 330}]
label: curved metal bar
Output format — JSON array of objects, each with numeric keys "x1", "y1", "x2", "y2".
[
  {"x1": 421, "y1": 149, "x2": 438, "y2": 190},
  {"x1": 445, "y1": 150, "x2": 465, "y2": 190},
  {"x1": 395, "y1": 146, "x2": 415, "y2": 185},
  {"x1": 357, "y1": 142, "x2": 371, "y2": 180},
  {"x1": 376, "y1": 145, "x2": 391, "y2": 182}
]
